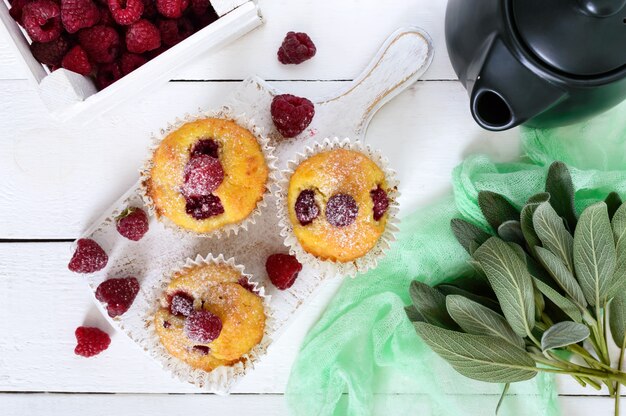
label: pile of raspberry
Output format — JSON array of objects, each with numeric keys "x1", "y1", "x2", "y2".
[{"x1": 10, "y1": 0, "x2": 219, "y2": 90}]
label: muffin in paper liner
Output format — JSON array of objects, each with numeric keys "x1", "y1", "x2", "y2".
[
  {"x1": 275, "y1": 138, "x2": 400, "y2": 277},
  {"x1": 142, "y1": 253, "x2": 274, "y2": 394},
  {"x1": 140, "y1": 107, "x2": 278, "y2": 239}
]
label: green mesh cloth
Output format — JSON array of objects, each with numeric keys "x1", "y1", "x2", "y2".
[{"x1": 285, "y1": 100, "x2": 626, "y2": 416}]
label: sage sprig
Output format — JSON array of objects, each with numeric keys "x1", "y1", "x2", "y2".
[{"x1": 406, "y1": 162, "x2": 626, "y2": 415}]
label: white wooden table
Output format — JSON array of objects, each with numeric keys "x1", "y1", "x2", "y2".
[{"x1": 0, "y1": 0, "x2": 616, "y2": 414}]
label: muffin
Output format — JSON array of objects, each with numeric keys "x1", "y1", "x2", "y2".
[
  {"x1": 143, "y1": 117, "x2": 271, "y2": 234},
  {"x1": 285, "y1": 147, "x2": 394, "y2": 263},
  {"x1": 154, "y1": 260, "x2": 266, "y2": 372}
]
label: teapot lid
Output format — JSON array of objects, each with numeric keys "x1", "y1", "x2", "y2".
[{"x1": 512, "y1": 0, "x2": 626, "y2": 76}]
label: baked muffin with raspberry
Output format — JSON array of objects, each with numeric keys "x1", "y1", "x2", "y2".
[
  {"x1": 286, "y1": 147, "x2": 394, "y2": 263},
  {"x1": 143, "y1": 117, "x2": 271, "y2": 234},
  {"x1": 154, "y1": 261, "x2": 266, "y2": 372}
]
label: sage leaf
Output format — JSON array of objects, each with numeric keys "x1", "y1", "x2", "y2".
[
  {"x1": 496, "y1": 383, "x2": 510, "y2": 415},
  {"x1": 533, "y1": 201, "x2": 574, "y2": 271},
  {"x1": 446, "y1": 295, "x2": 525, "y2": 348},
  {"x1": 508, "y1": 243, "x2": 527, "y2": 264},
  {"x1": 605, "y1": 192, "x2": 623, "y2": 220},
  {"x1": 474, "y1": 237, "x2": 535, "y2": 338},
  {"x1": 451, "y1": 218, "x2": 491, "y2": 255},
  {"x1": 608, "y1": 202, "x2": 626, "y2": 298},
  {"x1": 573, "y1": 202, "x2": 617, "y2": 307},
  {"x1": 535, "y1": 246, "x2": 587, "y2": 308},
  {"x1": 609, "y1": 292, "x2": 626, "y2": 347},
  {"x1": 521, "y1": 193, "x2": 551, "y2": 254},
  {"x1": 527, "y1": 192, "x2": 551, "y2": 205},
  {"x1": 534, "y1": 286, "x2": 545, "y2": 318},
  {"x1": 404, "y1": 305, "x2": 424, "y2": 322},
  {"x1": 409, "y1": 281, "x2": 458, "y2": 329},
  {"x1": 533, "y1": 277, "x2": 582, "y2": 323},
  {"x1": 478, "y1": 191, "x2": 520, "y2": 232},
  {"x1": 498, "y1": 220, "x2": 525, "y2": 245},
  {"x1": 436, "y1": 284, "x2": 500, "y2": 312},
  {"x1": 413, "y1": 322, "x2": 537, "y2": 383},
  {"x1": 545, "y1": 161, "x2": 577, "y2": 230},
  {"x1": 540, "y1": 321, "x2": 590, "y2": 351}
]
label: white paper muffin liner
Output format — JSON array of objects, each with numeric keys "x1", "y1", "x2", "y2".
[
  {"x1": 142, "y1": 253, "x2": 274, "y2": 394},
  {"x1": 140, "y1": 107, "x2": 278, "y2": 239},
  {"x1": 275, "y1": 138, "x2": 400, "y2": 277}
]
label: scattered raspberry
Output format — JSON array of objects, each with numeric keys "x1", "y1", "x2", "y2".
[
  {"x1": 192, "y1": 345, "x2": 210, "y2": 355},
  {"x1": 266, "y1": 253, "x2": 302, "y2": 290},
  {"x1": 156, "y1": 0, "x2": 188, "y2": 18},
  {"x1": 184, "y1": 194, "x2": 224, "y2": 220},
  {"x1": 141, "y1": 0, "x2": 157, "y2": 18},
  {"x1": 78, "y1": 25, "x2": 120, "y2": 63},
  {"x1": 22, "y1": 0, "x2": 62, "y2": 42},
  {"x1": 98, "y1": 5, "x2": 115, "y2": 25},
  {"x1": 62, "y1": 45, "x2": 92, "y2": 75},
  {"x1": 107, "y1": 0, "x2": 142, "y2": 25},
  {"x1": 277, "y1": 31, "x2": 316, "y2": 65},
  {"x1": 184, "y1": 310, "x2": 222, "y2": 343},
  {"x1": 95, "y1": 61, "x2": 121, "y2": 89},
  {"x1": 115, "y1": 207, "x2": 149, "y2": 241},
  {"x1": 295, "y1": 189, "x2": 319, "y2": 226},
  {"x1": 68, "y1": 238, "x2": 108, "y2": 273},
  {"x1": 190, "y1": 138, "x2": 218, "y2": 158},
  {"x1": 126, "y1": 19, "x2": 161, "y2": 53},
  {"x1": 74, "y1": 326, "x2": 111, "y2": 357},
  {"x1": 95, "y1": 276, "x2": 140, "y2": 317},
  {"x1": 271, "y1": 94, "x2": 315, "y2": 138},
  {"x1": 238, "y1": 277, "x2": 258, "y2": 294},
  {"x1": 30, "y1": 36, "x2": 70, "y2": 67},
  {"x1": 61, "y1": 0, "x2": 100, "y2": 33},
  {"x1": 170, "y1": 292, "x2": 194, "y2": 317},
  {"x1": 9, "y1": 0, "x2": 32, "y2": 23},
  {"x1": 181, "y1": 155, "x2": 224, "y2": 197},
  {"x1": 158, "y1": 17, "x2": 193, "y2": 46},
  {"x1": 326, "y1": 194, "x2": 358, "y2": 227},
  {"x1": 189, "y1": 0, "x2": 208, "y2": 16},
  {"x1": 370, "y1": 186, "x2": 389, "y2": 221},
  {"x1": 119, "y1": 52, "x2": 147, "y2": 75},
  {"x1": 190, "y1": 8, "x2": 217, "y2": 30}
]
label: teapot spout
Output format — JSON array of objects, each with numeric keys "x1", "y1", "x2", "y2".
[{"x1": 467, "y1": 36, "x2": 567, "y2": 131}]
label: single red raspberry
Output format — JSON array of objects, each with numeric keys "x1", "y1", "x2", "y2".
[
  {"x1": 370, "y1": 186, "x2": 389, "y2": 221},
  {"x1": 326, "y1": 194, "x2": 358, "y2": 227},
  {"x1": 30, "y1": 35, "x2": 70, "y2": 67},
  {"x1": 78, "y1": 25, "x2": 120, "y2": 63},
  {"x1": 184, "y1": 194, "x2": 224, "y2": 219},
  {"x1": 74, "y1": 326, "x2": 111, "y2": 357},
  {"x1": 169, "y1": 292, "x2": 194, "y2": 316},
  {"x1": 95, "y1": 276, "x2": 140, "y2": 317},
  {"x1": 190, "y1": 138, "x2": 218, "y2": 158},
  {"x1": 95, "y1": 61, "x2": 121, "y2": 89},
  {"x1": 181, "y1": 154, "x2": 224, "y2": 197},
  {"x1": 9, "y1": 0, "x2": 32, "y2": 23},
  {"x1": 61, "y1": 0, "x2": 99, "y2": 33},
  {"x1": 277, "y1": 31, "x2": 316, "y2": 65},
  {"x1": 270, "y1": 94, "x2": 315, "y2": 138},
  {"x1": 158, "y1": 17, "x2": 193, "y2": 46},
  {"x1": 126, "y1": 19, "x2": 161, "y2": 53},
  {"x1": 266, "y1": 253, "x2": 302, "y2": 290},
  {"x1": 68, "y1": 238, "x2": 108, "y2": 273},
  {"x1": 107, "y1": 0, "x2": 142, "y2": 25},
  {"x1": 115, "y1": 207, "x2": 149, "y2": 240},
  {"x1": 156, "y1": 0, "x2": 188, "y2": 18},
  {"x1": 22, "y1": 0, "x2": 62, "y2": 42},
  {"x1": 119, "y1": 52, "x2": 147, "y2": 75},
  {"x1": 295, "y1": 189, "x2": 319, "y2": 226},
  {"x1": 184, "y1": 310, "x2": 222, "y2": 343},
  {"x1": 62, "y1": 45, "x2": 92, "y2": 75}
]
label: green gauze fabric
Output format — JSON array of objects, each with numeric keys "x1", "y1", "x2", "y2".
[{"x1": 286, "y1": 98, "x2": 626, "y2": 416}]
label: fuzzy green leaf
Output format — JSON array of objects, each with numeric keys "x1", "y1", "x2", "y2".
[
  {"x1": 533, "y1": 277, "x2": 582, "y2": 323},
  {"x1": 609, "y1": 292, "x2": 626, "y2": 347},
  {"x1": 404, "y1": 305, "x2": 424, "y2": 322},
  {"x1": 413, "y1": 322, "x2": 537, "y2": 383},
  {"x1": 535, "y1": 246, "x2": 587, "y2": 308},
  {"x1": 436, "y1": 284, "x2": 500, "y2": 312},
  {"x1": 608, "y1": 202, "x2": 626, "y2": 298},
  {"x1": 474, "y1": 237, "x2": 535, "y2": 338},
  {"x1": 541, "y1": 321, "x2": 589, "y2": 351},
  {"x1": 533, "y1": 201, "x2": 574, "y2": 271},
  {"x1": 451, "y1": 218, "x2": 491, "y2": 255},
  {"x1": 573, "y1": 202, "x2": 617, "y2": 307},
  {"x1": 605, "y1": 192, "x2": 623, "y2": 221},
  {"x1": 498, "y1": 220, "x2": 525, "y2": 245},
  {"x1": 478, "y1": 191, "x2": 520, "y2": 232},
  {"x1": 409, "y1": 281, "x2": 457, "y2": 329},
  {"x1": 446, "y1": 295, "x2": 525, "y2": 348},
  {"x1": 520, "y1": 193, "x2": 551, "y2": 254},
  {"x1": 545, "y1": 161, "x2": 577, "y2": 230}
]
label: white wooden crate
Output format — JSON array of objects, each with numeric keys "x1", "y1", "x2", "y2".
[{"x1": 0, "y1": 0, "x2": 262, "y2": 122}]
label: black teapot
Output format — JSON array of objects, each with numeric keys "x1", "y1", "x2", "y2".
[{"x1": 445, "y1": 0, "x2": 626, "y2": 131}]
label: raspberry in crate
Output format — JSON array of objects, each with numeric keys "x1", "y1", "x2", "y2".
[{"x1": 0, "y1": 0, "x2": 262, "y2": 121}]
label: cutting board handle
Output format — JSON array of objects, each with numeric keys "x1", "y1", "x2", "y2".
[{"x1": 317, "y1": 27, "x2": 434, "y2": 138}]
